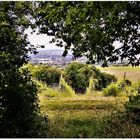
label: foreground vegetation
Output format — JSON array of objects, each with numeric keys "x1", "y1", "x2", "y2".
[
  {"x1": 37, "y1": 81, "x2": 140, "y2": 138},
  {"x1": 32, "y1": 65, "x2": 140, "y2": 138}
]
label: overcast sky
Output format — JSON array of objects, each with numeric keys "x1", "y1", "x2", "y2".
[
  {"x1": 26, "y1": 28, "x2": 64, "y2": 51},
  {"x1": 26, "y1": 28, "x2": 122, "y2": 51}
]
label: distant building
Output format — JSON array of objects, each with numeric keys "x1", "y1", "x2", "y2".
[{"x1": 29, "y1": 49, "x2": 87, "y2": 67}]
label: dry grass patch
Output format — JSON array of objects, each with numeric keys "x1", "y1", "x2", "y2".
[{"x1": 98, "y1": 66, "x2": 140, "y2": 82}]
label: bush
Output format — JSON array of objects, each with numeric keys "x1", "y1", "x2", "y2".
[
  {"x1": 103, "y1": 79, "x2": 135, "y2": 97},
  {"x1": 64, "y1": 62, "x2": 90, "y2": 93},
  {"x1": 103, "y1": 83, "x2": 121, "y2": 96},
  {"x1": 0, "y1": 69, "x2": 40, "y2": 137},
  {"x1": 95, "y1": 72, "x2": 117, "y2": 90},
  {"x1": 28, "y1": 64, "x2": 62, "y2": 87},
  {"x1": 28, "y1": 62, "x2": 117, "y2": 94},
  {"x1": 117, "y1": 79, "x2": 132, "y2": 91},
  {"x1": 44, "y1": 67, "x2": 61, "y2": 86},
  {"x1": 86, "y1": 77, "x2": 97, "y2": 95},
  {"x1": 64, "y1": 62, "x2": 117, "y2": 93},
  {"x1": 125, "y1": 79, "x2": 132, "y2": 86},
  {"x1": 59, "y1": 75, "x2": 75, "y2": 96},
  {"x1": 31, "y1": 65, "x2": 49, "y2": 80},
  {"x1": 125, "y1": 87, "x2": 140, "y2": 124}
]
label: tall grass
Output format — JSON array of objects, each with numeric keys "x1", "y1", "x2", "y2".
[
  {"x1": 47, "y1": 111, "x2": 105, "y2": 138},
  {"x1": 41, "y1": 96, "x2": 128, "y2": 138},
  {"x1": 86, "y1": 77, "x2": 97, "y2": 96},
  {"x1": 59, "y1": 75, "x2": 76, "y2": 97}
]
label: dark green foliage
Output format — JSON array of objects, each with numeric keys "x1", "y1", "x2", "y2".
[
  {"x1": 125, "y1": 79, "x2": 132, "y2": 86},
  {"x1": 64, "y1": 62, "x2": 91, "y2": 93},
  {"x1": 0, "y1": 2, "x2": 48, "y2": 137},
  {"x1": 94, "y1": 72, "x2": 117, "y2": 90},
  {"x1": 35, "y1": 1, "x2": 140, "y2": 66},
  {"x1": 44, "y1": 67, "x2": 61, "y2": 86},
  {"x1": 32, "y1": 65, "x2": 49, "y2": 81},
  {"x1": 64, "y1": 62, "x2": 117, "y2": 93},
  {"x1": 28, "y1": 62, "x2": 116, "y2": 93},
  {"x1": 32, "y1": 65, "x2": 62, "y2": 87},
  {"x1": 0, "y1": 69, "x2": 39, "y2": 137},
  {"x1": 125, "y1": 94, "x2": 140, "y2": 124}
]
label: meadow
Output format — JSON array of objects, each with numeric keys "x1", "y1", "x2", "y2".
[
  {"x1": 39, "y1": 92, "x2": 128, "y2": 137},
  {"x1": 37, "y1": 79, "x2": 139, "y2": 138},
  {"x1": 99, "y1": 66, "x2": 140, "y2": 82},
  {"x1": 32, "y1": 64, "x2": 140, "y2": 138}
]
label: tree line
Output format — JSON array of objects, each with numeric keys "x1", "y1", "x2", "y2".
[{"x1": 27, "y1": 62, "x2": 117, "y2": 93}]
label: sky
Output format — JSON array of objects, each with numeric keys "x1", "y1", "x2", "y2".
[
  {"x1": 25, "y1": 28, "x2": 64, "y2": 51},
  {"x1": 26, "y1": 28, "x2": 122, "y2": 51}
]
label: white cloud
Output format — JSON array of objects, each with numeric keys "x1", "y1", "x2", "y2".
[{"x1": 25, "y1": 28, "x2": 64, "y2": 50}]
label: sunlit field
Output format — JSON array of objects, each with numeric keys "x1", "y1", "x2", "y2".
[
  {"x1": 39, "y1": 92, "x2": 128, "y2": 138},
  {"x1": 30, "y1": 63, "x2": 140, "y2": 138},
  {"x1": 98, "y1": 66, "x2": 140, "y2": 82}
]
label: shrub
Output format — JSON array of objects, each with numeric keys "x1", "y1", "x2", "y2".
[
  {"x1": 64, "y1": 62, "x2": 117, "y2": 93},
  {"x1": 103, "y1": 83, "x2": 121, "y2": 96},
  {"x1": 64, "y1": 62, "x2": 90, "y2": 93},
  {"x1": 117, "y1": 79, "x2": 132, "y2": 91},
  {"x1": 125, "y1": 81, "x2": 140, "y2": 124},
  {"x1": 59, "y1": 75, "x2": 75, "y2": 96},
  {"x1": 0, "y1": 3, "x2": 49, "y2": 136},
  {"x1": 28, "y1": 64, "x2": 62, "y2": 87},
  {"x1": 125, "y1": 79, "x2": 132, "y2": 86},
  {"x1": 86, "y1": 77, "x2": 96, "y2": 95},
  {"x1": 31, "y1": 65, "x2": 49, "y2": 81},
  {"x1": 29, "y1": 62, "x2": 117, "y2": 94},
  {"x1": 95, "y1": 72, "x2": 117, "y2": 90},
  {"x1": 0, "y1": 69, "x2": 40, "y2": 137},
  {"x1": 44, "y1": 67, "x2": 61, "y2": 86},
  {"x1": 30, "y1": 62, "x2": 117, "y2": 94}
]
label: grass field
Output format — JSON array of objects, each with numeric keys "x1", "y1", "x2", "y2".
[
  {"x1": 39, "y1": 93, "x2": 140, "y2": 138},
  {"x1": 36, "y1": 66, "x2": 140, "y2": 138},
  {"x1": 98, "y1": 66, "x2": 140, "y2": 82},
  {"x1": 39, "y1": 91, "x2": 129, "y2": 138}
]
